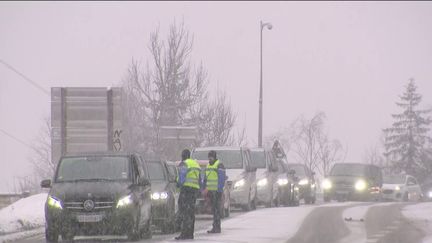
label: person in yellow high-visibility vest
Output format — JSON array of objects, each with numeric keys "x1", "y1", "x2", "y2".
[
  {"x1": 175, "y1": 149, "x2": 201, "y2": 240},
  {"x1": 204, "y1": 150, "x2": 226, "y2": 234}
]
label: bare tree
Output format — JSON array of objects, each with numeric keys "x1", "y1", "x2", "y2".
[
  {"x1": 291, "y1": 112, "x2": 326, "y2": 172},
  {"x1": 123, "y1": 21, "x2": 239, "y2": 158},
  {"x1": 317, "y1": 136, "x2": 345, "y2": 177},
  {"x1": 29, "y1": 117, "x2": 55, "y2": 180},
  {"x1": 197, "y1": 89, "x2": 236, "y2": 146}
]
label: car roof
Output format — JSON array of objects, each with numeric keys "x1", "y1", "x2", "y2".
[
  {"x1": 333, "y1": 162, "x2": 380, "y2": 168},
  {"x1": 62, "y1": 151, "x2": 136, "y2": 158},
  {"x1": 194, "y1": 146, "x2": 246, "y2": 151}
]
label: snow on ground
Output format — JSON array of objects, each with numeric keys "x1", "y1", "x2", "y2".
[
  {"x1": 403, "y1": 202, "x2": 432, "y2": 243},
  {"x1": 0, "y1": 193, "x2": 47, "y2": 235},
  {"x1": 339, "y1": 202, "x2": 397, "y2": 243},
  {"x1": 160, "y1": 205, "x2": 316, "y2": 243}
]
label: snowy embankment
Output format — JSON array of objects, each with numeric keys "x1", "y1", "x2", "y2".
[
  {"x1": 403, "y1": 202, "x2": 432, "y2": 243},
  {"x1": 0, "y1": 193, "x2": 47, "y2": 240}
]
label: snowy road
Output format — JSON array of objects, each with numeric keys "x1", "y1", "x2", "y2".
[{"x1": 11, "y1": 201, "x2": 430, "y2": 243}]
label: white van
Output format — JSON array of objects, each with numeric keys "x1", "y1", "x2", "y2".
[{"x1": 192, "y1": 147, "x2": 257, "y2": 211}]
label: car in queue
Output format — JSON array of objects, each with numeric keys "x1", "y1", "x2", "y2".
[
  {"x1": 250, "y1": 148, "x2": 280, "y2": 207},
  {"x1": 275, "y1": 158, "x2": 300, "y2": 207},
  {"x1": 381, "y1": 174, "x2": 422, "y2": 202},
  {"x1": 147, "y1": 160, "x2": 179, "y2": 233},
  {"x1": 41, "y1": 153, "x2": 152, "y2": 242},
  {"x1": 286, "y1": 163, "x2": 317, "y2": 204},
  {"x1": 192, "y1": 147, "x2": 257, "y2": 212},
  {"x1": 421, "y1": 178, "x2": 432, "y2": 201},
  {"x1": 322, "y1": 163, "x2": 383, "y2": 202}
]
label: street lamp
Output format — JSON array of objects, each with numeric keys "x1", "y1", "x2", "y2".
[{"x1": 258, "y1": 21, "x2": 272, "y2": 148}]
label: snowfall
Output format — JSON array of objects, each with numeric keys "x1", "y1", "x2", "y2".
[{"x1": 1, "y1": 193, "x2": 432, "y2": 243}]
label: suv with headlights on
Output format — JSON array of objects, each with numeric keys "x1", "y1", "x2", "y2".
[
  {"x1": 322, "y1": 163, "x2": 382, "y2": 202},
  {"x1": 193, "y1": 147, "x2": 257, "y2": 212},
  {"x1": 286, "y1": 163, "x2": 317, "y2": 204},
  {"x1": 147, "y1": 160, "x2": 179, "y2": 234},
  {"x1": 41, "y1": 153, "x2": 152, "y2": 242}
]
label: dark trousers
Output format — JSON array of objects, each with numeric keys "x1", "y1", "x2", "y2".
[
  {"x1": 208, "y1": 191, "x2": 222, "y2": 230},
  {"x1": 178, "y1": 187, "x2": 198, "y2": 237}
]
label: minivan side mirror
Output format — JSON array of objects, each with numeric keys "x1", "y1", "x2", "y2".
[{"x1": 41, "y1": 179, "x2": 51, "y2": 188}]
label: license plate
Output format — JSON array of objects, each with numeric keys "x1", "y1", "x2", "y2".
[{"x1": 77, "y1": 213, "x2": 104, "y2": 223}]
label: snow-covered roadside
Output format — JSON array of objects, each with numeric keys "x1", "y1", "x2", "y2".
[
  {"x1": 403, "y1": 202, "x2": 432, "y2": 243},
  {"x1": 0, "y1": 193, "x2": 47, "y2": 236}
]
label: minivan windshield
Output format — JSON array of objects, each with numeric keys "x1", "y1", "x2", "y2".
[
  {"x1": 148, "y1": 162, "x2": 166, "y2": 181},
  {"x1": 287, "y1": 164, "x2": 307, "y2": 177},
  {"x1": 330, "y1": 164, "x2": 368, "y2": 177},
  {"x1": 56, "y1": 156, "x2": 130, "y2": 182},
  {"x1": 384, "y1": 175, "x2": 406, "y2": 184},
  {"x1": 250, "y1": 151, "x2": 266, "y2": 169},
  {"x1": 193, "y1": 150, "x2": 243, "y2": 169}
]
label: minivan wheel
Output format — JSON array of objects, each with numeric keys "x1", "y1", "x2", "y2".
[{"x1": 45, "y1": 224, "x2": 59, "y2": 243}]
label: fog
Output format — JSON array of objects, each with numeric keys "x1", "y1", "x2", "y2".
[{"x1": 1, "y1": 1, "x2": 432, "y2": 191}]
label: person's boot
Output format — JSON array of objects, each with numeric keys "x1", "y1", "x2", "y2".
[
  {"x1": 175, "y1": 234, "x2": 194, "y2": 240},
  {"x1": 207, "y1": 228, "x2": 221, "y2": 234}
]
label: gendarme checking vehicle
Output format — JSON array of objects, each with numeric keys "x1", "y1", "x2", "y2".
[
  {"x1": 250, "y1": 148, "x2": 280, "y2": 207},
  {"x1": 41, "y1": 153, "x2": 152, "y2": 242},
  {"x1": 193, "y1": 147, "x2": 257, "y2": 211},
  {"x1": 322, "y1": 163, "x2": 383, "y2": 202},
  {"x1": 147, "y1": 160, "x2": 179, "y2": 233},
  {"x1": 381, "y1": 174, "x2": 422, "y2": 202}
]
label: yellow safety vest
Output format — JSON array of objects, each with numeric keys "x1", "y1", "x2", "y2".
[
  {"x1": 184, "y1": 159, "x2": 201, "y2": 189},
  {"x1": 205, "y1": 160, "x2": 220, "y2": 191}
]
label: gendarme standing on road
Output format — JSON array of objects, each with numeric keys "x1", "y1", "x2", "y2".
[
  {"x1": 175, "y1": 149, "x2": 201, "y2": 240},
  {"x1": 204, "y1": 150, "x2": 226, "y2": 234}
]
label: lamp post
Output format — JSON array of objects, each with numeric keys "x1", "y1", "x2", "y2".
[{"x1": 258, "y1": 21, "x2": 272, "y2": 148}]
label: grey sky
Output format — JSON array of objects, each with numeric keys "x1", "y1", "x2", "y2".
[{"x1": 1, "y1": 2, "x2": 431, "y2": 191}]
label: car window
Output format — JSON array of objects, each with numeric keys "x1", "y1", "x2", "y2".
[
  {"x1": 56, "y1": 156, "x2": 130, "y2": 182},
  {"x1": 330, "y1": 164, "x2": 368, "y2": 177},
  {"x1": 384, "y1": 175, "x2": 406, "y2": 184},
  {"x1": 287, "y1": 164, "x2": 307, "y2": 177},
  {"x1": 408, "y1": 177, "x2": 417, "y2": 185},
  {"x1": 250, "y1": 150, "x2": 266, "y2": 169},
  {"x1": 193, "y1": 150, "x2": 243, "y2": 169},
  {"x1": 148, "y1": 162, "x2": 167, "y2": 181}
]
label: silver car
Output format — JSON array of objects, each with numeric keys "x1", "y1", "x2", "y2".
[
  {"x1": 250, "y1": 148, "x2": 280, "y2": 207},
  {"x1": 381, "y1": 174, "x2": 422, "y2": 201}
]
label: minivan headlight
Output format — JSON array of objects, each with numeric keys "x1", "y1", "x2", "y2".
[
  {"x1": 117, "y1": 195, "x2": 133, "y2": 208},
  {"x1": 257, "y1": 178, "x2": 268, "y2": 187},
  {"x1": 234, "y1": 179, "x2": 245, "y2": 189},
  {"x1": 277, "y1": 178, "x2": 289, "y2": 186},
  {"x1": 298, "y1": 179, "x2": 309, "y2": 185},
  {"x1": 355, "y1": 180, "x2": 367, "y2": 191},
  {"x1": 47, "y1": 196, "x2": 63, "y2": 209},
  {"x1": 395, "y1": 185, "x2": 401, "y2": 191},
  {"x1": 322, "y1": 179, "x2": 332, "y2": 190},
  {"x1": 151, "y1": 192, "x2": 169, "y2": 200}
]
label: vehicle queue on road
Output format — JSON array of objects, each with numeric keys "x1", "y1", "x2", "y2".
[{"x1": 40, "y1": 142, "x2": 427, "y2": 242}]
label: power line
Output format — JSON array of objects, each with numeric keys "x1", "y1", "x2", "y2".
[
  {"x1": 0, "y1": 128, "x2": 33, "y2": 150},
  {"x1": 0, "y1": 59, "x2": 50, "y2": 96}
]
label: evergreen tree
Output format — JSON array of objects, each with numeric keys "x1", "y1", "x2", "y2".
[{"x1": 383, "y1": 79, "x2": 432, "y2": 181}]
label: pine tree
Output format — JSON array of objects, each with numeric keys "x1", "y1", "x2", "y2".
[{"x1": 383, "y1": 79, "x2": 432, "y2": 181}]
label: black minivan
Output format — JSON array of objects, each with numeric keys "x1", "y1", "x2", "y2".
[
  {"x1": 322, "y1": 163, "x2": 383, "y2": 202},
  {"x1": 41, "y1": 153, "x2": 153, "y2": 242}
]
